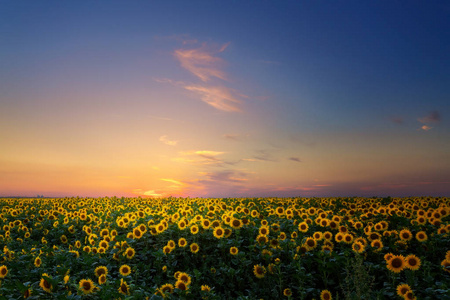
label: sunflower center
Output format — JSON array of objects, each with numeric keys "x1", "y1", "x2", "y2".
[
  {"x1": 408, "y1": 259, "x2": 417, "y2": 266},
  {"x1": 44, "y1": 280, "x2": 51, "y2": 288},
  {"x1": 392, "y1": 258, "x2": 403, "y2": 268}
]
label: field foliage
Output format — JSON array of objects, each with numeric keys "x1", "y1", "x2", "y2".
[{"x1": 0, "y1": 196, "x2": 449, "y2": 299}]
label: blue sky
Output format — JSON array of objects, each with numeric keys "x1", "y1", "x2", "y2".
[{"x1": 1, "y1": 1, "x2": 449, "y2": 197}]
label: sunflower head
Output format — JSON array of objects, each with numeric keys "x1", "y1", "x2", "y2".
[
  {"x1": 405, "y1": 254, "x2": 421, "y2": 271},
  {"x1": 79, "y1": 279, "x2": 95, "y2": 294},
  {"x1": 396, "y1": 283, "x2": 411, "y2": 297},
  {"x1": 253, "y1": 264, "x2": 266, "y2": 279},
  {"x1": 119, "y1": 264, "x2": 132, "y2": 276},
  {"x1": 118, "y1": 278, "x2": 130, "y2": 295},
  {"x1": 320, "y1": 289, "x2": 332, "y2": 300},
  {"x1": 387, "y1": 255, "x2": 406, "y2": 273},
  {"x1": 39, "y1": 273, "x2": 52, "y2": 293},
  {"x1": 94, "y1": 266, "x2": 108, "y2": 277}
]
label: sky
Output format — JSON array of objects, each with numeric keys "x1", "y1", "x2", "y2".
[{"x1": 1, "y1": 1, "x2": 449, "y2": 198}]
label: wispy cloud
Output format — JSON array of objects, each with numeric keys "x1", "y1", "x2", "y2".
[
  {"x1": 159, "y1": 135, "x2": 178, "y2": 146},
  {"x1": 288, "y1": 157, "x2": 302, "y2": 163},
  {"x1": 173, "y1": 150, "x2": 227, "y2": 166},
  {"x1": 132, "y1": 189, "x2": 164, "y2": 198},
  {"x1": 418, "y1": 111, "x2": 441, "y2": 124},
  {"x1": 160, "y1": 178, "x2": 184, "y2": 186},
  {"x1": 252, "y1": 149, "x2": 277, "y2": 162},
  {"x1": 174, "y1": 43, "x2": 229, "y2": 82},
  {"x1": 184, "y1": 85, "x2": 243, "y2": 112},
  {"x1": 199, "y1": 170, "x2": 249, "y2": 183},
  {"x1": 223, "y1": 133, "x2": 249, "y2": 141}
]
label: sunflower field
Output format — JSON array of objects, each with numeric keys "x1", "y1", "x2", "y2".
[{"x1": 0, "y1": 196, "x2": 449, "y2": 299}]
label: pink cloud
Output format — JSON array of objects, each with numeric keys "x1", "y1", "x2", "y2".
[
  {"x1": 174, "y1": 43, "x2": 229, "y2": 82},
  {"x1": 184, "y1": 85, "x2": 243, "y2": 112}
]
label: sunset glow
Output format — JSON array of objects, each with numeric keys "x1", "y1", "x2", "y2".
[{"x1": 1, "y1": 1, "x2": 449, "y2": 197}]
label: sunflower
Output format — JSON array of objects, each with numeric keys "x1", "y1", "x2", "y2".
[
  {"x1": 160, "y1": 283, "x2": 174, "y2": 295},
  {"x1": 0, "y1": 265, "x2": 7, "y2": 278},
  {"x1": 387, "y1": 255, "x2": 406, "y2": 273},
  {"x1": 94, "y1": 266, "x2": 108, "y2": 277},
  {"x1": 343, "y1": 233, "x2": 354, "y2": 244},
  {"x1": 119, "y1": 264, "x2": 132, "y2": 276},
  {"x1": 230, "y1": 246, "x2": 239, "y2": 255},
  {"x1": 177, "y1": 220, "x2": 187, "y2": 230},
  {"x1": 323, "y1": 231, "x2": 333, "y2": 240},
  {"x1": 352, "y1": 241, "x2": 365, "y2": 254},
  {"x1": 259, "y1": 226, "x2": 270, "y2": 236},
  {"x1": 34, "y1": 256, "x2": 42, "y2": 267},
  {"x1": 231, "y1": 218, "x2": 243, "y2": 230},
  {"x1": 201, "y1": 219, "x2": 211, "y2": 229},
  {"x1": 98, "y1": 274, "x2": 106, "y2": 285},
  {"x1": 79, "y1": 279, "x2": 95, "y2": 294},
  {"x1": 190, "y1": 243, "x2": 199, "y2": 253},
  {"x1": 404, "y1": 291, "x2": 416, "y2": 300},
  {"x1": 175, "y1": 280, "x2": 189, "y2": 291},
  {"x1": 384, "y1": 252, "x2": 394, "y2": 262},
  {"x1": 276, "y1": 206, "x2": 285, "y2": 216},
  {"x1": 178, "y1": 238, "x2": 188, "y2": 247},
  {"x1": 39, "y1": 273, "x2": 52, "y2": 293},
  {"x1": 123, "y1": 247, "x2": 135, "y2": 259},
  {"x1": 414, "y1": 230, "x2": 428, "y2": 242},
  {"x1": 313, "y1": 231, "x2": 323, "y2": 241},
  {"x1": 335, "y1": 232, "x2": 344, "y2": 243},
  {"x1": 370, "y1": 239, "x2": 383, "y2": 252},
  {"x1": 23, "y1": 288, "x2": 32, "y2": 298},
  {"x1": 213, "y1": 227, "x2": 225, "y2": 239},
  {"x1": 396, "y1": 283, "x2": 411, "y2": 297},
  {"x1": 297, "y1": 221, "x2": 308, "y2": 233},
  {"x1": 283, "y1": 288, "x2": 292, "y2": 297},
  {"x1": 253, "y1": 264, "x2": 266, "y2": 279},
  {"x1": 132, "y1": 227, "x2": 143, "y2": 239},
  {"x1": 320, "y1": 289, "x2": 332, "y2": 300},
  {"x1": 446, "y1": 250, "x2": 450, "y2": 261},
  {"x1": 441, "y1": 259, "x2": 450, "y2": 273},
  {"x1": 405, "y1": 254, "x2": 421, "y2": 271},
  {"x1": 399, "y1": 229, "x2": 413, "y2": 241},
  {"x1": 201, "y1": 285, "x2": 211, "y2": 292},
  {"x1": 118, "y1": 278, "x2": 130, "y2": 295},
  {"x1": 177, "y1": 272, "x2": 192, "y2": 285},
  {"x1": 167, "y1": 240, "x2": 176, "y2": 249},
  {"x1": 305, "y1": 237, "x2": 317, "y2": 250},
  {"x1": 163, "y1": 245, "x2": 172, "y2": 255},
  {"x1": 190, "y1": 225, "x2": 199, "y2": 235}
]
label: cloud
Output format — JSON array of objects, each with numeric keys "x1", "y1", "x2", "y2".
[
  {"x1": 288, "y1": 157, "x2": 302, "y2": 163},
  {"x1": 174, "y1": 43, "x2": 229, "y2": 82},
  {"x1": 420, "y1": 125, "x2": 433, "y2": 131},
  {"x1": 199, "y1": 170, "x2": 249, "y2": 183},
  {"x1": 223, "y1": 134, "x2": 240, "y2": 141},
  {"x1": 160, "y1": 178, "x2": 184, "y2": 186},
  {"x1": 132, "y1": 189, "x2": 164, "y2": 198},
  {"x1": 159, "y1": 135, "x2": 178, "y2": 146},
  {"x1": 418, "y1": 111, "x2": 441, "y2": 124},
  {"x1": 194, "y1": 150, "x2": 225, "y2": 158},
  {"x1": 184, "y1": 85, "x2": 243, "y2": 112},
  {"x1": 252, "y1": 149, "x2": 277, "y2": 162},
  {"x1": 173, "y1": 150, "x2": 227, "y2": 166},
  {"x1": 390, "y1": 116, "x2": 404, "y2": 124}
]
